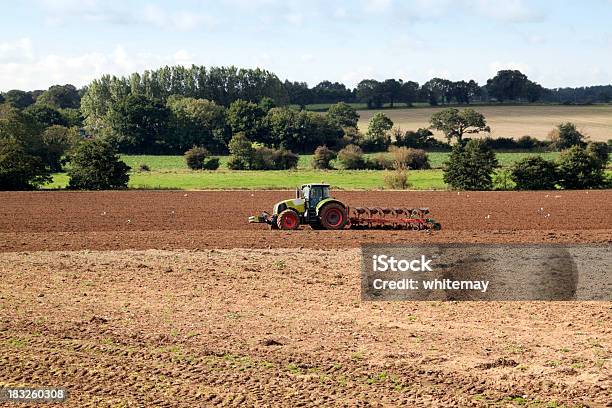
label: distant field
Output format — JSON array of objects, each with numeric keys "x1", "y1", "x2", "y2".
[{"x1": 357, "y1": 105, "x2": 612, "y2": 141}]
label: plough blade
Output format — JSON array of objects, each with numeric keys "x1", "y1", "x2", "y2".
[{"x1": 348, "y1": 207, "x2": 441, "y2": 230}]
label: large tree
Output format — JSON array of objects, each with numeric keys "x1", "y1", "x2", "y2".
[
  {"x1": 105, "y1": 94, "x2": 170, "y2": 153},
  {"x1": 4, "y1": 90, "x2": 35, "y2": 109},
  {"x1": 430, "y1": 108, "x2": 490, "y2": 144},
  {"x1": 326, "y1": 102, "x2": 359, "y2": 128},
  {"x1": 35, "y1": 84, "x2": 81, "y2": 109},
  {"x1": 356, "y1": 79, "x2": 384, "y2": 109},
  {"x1": 443, "y1": 139, "x2": 498, "y2": 190},
  {"x1": 226, "y1": 99, "x2": 265, "y2": 141},
  {"x1": 167, "y1": 96, "x2": 229, "y2": 154},
  {"x1": 486, "y1": 70, "x2": 529, "y2": 102},
  {"x1": 382, "y1": 79, "x2": 403, "y2": 108},
  {"x1": 67, "y1": 139, "x2": 130, "y2": 190}
]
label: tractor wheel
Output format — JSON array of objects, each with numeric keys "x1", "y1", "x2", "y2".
[
  {"x1": 319, "y1": 203, "x2": 348, "y2": 230},
  {"x1": 276, "y1": 209, "x2": 300, "y2": 230}
]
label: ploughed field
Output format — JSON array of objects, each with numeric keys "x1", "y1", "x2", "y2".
[
  {"x1": 1, "y1": 190, "x2": 611, "y2": 406},
  {"x1": 1, "y1": 190, "x2": 611, "y2": 251}
]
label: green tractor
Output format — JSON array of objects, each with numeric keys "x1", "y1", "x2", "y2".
[
  {"x1": 249, "y1": 183, "x2": 442, "y2": 231},
  {"x1": 249, "y1": 183, "x2": 348, "y2": 230}
]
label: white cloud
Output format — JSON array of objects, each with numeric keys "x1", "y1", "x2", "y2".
[
  {"x1": 40, "y1": 0, "x2": 216, "y2": 30},
  {"x1": 0, "y1": 38, "x2": 34, "y2": 63},
  {"x1": 467, "y1": 0, "x2": 544, "y2": 23},
  {"x1": 0, "y1": 42, "x2": 199, "y2": 90}
]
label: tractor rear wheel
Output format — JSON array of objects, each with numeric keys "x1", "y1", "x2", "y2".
[
  {"x1": 277, "y1": 209, "x2": 300, "y2": 230},
  {"x1": 319, "y1": 203, "x2": 348, "y2": 230}
]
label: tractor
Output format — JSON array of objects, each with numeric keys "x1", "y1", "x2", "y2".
[
  {"x1": 249, "y1": 183, "x2": 441, "y2": 231},
  {"x1": 249, "y1": 183, "x2": 348, "y2": 230}
]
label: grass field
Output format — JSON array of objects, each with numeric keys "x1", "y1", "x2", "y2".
[
  {"x1": 45, "y1": 152, "x2": 561, "y2": 190},
  {"x1": 357, "y1": 105, "x2": 612, "y2": 141}
]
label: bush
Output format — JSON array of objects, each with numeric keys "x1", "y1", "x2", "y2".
[
  {"x1": 184, "y1": 146, "x2": 219, "y2": 170},
  {"x1": 139, "y1": 163, "x2": 151, "y2": 172},
  {"x1": 516, "y1": 135, "x2": 551, "y2": 150},
  {"x1": 383, "y1": 169, "x2": 409, "y2": 189},
  {"x1": 510, "y1": 156, "x2": 558, "y2": 190},
  {"x1": 250, "y1": 147, "x2": 299, "y2": 170},
  {"x1": 312, "y1": 145, "x2": 337, "y2": 169},
  {"x1": 443, "y1": 139, "x2": 498, "y2": 190},
  {"x1": 586, "y1": 142, "x2": 609, "y2": 166},
  {"x1": 492, "y1": 169, "x2": 515, "y2": 190},
  {"x1": 0, "y1": 138, "x2": 50, "y2": 190},
  {"x1": 388, "y1": 146, "x2": 430, "y2": 170},
  {"x1": 227, "y1": 132, "x2": 254, "y2": 170},
  {"x1": 556, "y1": 145, "x2": 605, "y2": 189},
  {"x1": 367, "y1": 153, "x2": 393, "y2": 170},
  {"x1": 337, "y1": 144, "x2": 366, "y2": 169},
  {"x1": 202, "y1": 157, "x2": 220, "y2": 170},
  {"x1": 67, "y1": 139, "x2": 130, "y2": 190}
]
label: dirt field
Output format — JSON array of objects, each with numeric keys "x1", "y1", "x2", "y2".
[
  {"x1": 1, "y1": 190, "x2": 611, "y2": 407},
  {"x1": 357, "y1": 105, "x2": 612, "y2": 141}
]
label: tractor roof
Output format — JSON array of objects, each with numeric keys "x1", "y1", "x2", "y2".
[{"x1": 301, "y1": 183, "x2": 330, "y2": 188}]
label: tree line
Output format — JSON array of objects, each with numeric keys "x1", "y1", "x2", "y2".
[{"x1": 2, "y1": 66, "x2": 612, "y2": 117}]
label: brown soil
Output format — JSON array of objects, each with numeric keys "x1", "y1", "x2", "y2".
[
  {"x1": 1, "y1": 249, "x2": 610, "y2": 407},
  {"x1": 0, "y1": 190, "x2": 611, "y2": 251},
  {"x1": 0, "y1": 190, "x2": 610, "y2": 406}
]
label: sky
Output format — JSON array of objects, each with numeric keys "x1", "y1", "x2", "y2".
[{"x1": 1, "y1": 0, "x2": 611, "y2": 91}]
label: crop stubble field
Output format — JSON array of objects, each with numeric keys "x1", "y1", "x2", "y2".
[
  {"x1": 1, "y1": 190, "x2": 611, "y2": 406},
  {"x1": 358, "y1": 105, "x2": 612, "y2": 141}
]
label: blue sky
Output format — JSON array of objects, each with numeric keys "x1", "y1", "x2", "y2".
[{"x1": 1, "y1": 0, "x2": 611, "y2": 91}]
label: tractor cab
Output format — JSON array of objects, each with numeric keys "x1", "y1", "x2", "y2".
[{"x1": 298, "y1": 183, "x2": 331, "y2": 210}]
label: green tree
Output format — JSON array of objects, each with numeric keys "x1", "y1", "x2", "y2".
[
  {"x1": 430, "y1": 108, "x2": 489, "y2": 144},
  {"x1": 167, "y1": 96, "x2": 229, "y2": 153},
  {"x1": 41, "y1": 125, "x2": 79, "y2": 171},
  {"x1": 35, "y1": 84, "x2": 81, "y2": 109},
  {"x1": 363, "y1": 112, "x2": 393, "y2": 152},
  {"x1": 284, "y1": 80, "x2": 312, "y2": 108},
  {"x1": 226, "y1": 99, "x2": 265, "y2": 140},
  {"x1": 67, "y1": 139, "x2": 130, "y2": 190},
  {"x1": 227, "y1": 132, "x2": 255, "y2": 170},
  {"x1": 399, "y1": 81, "x2": 420, "y2": 106},
  {"x1": 0, "y1": 104, "x2": 46, "y2": 161},
  {"x1": 486, "y1": 70, "x2": 529, "y2": 102},
  {"x1": 0, "y1": 138, "x2": 50, "y2": 190},
  {"x1": 327, "y1": 102, "x2": 359, "y2": 128},
  {"x1": 382, "y1": 79, "x2": 403, "y2": 108},
  {"x1": 25, "y1": 104, "x2": 68, "y2": 128},
  {"x1": 4, "y1": 90, "x2": 35, "y2": 109},
  {"x1": 265, "y1": 107, "x2": 343, "y2": 153},
  {"x1": 356, "y1": 79, "x2": 383, "y2": 108},
  {"x1": 556, "y1": 145, "x2": 605, "y2": 189},
  {"x1": 443, "y1": 139, "x2": 498, "y2": 190},
  {"x1": 510, "y1": 156, "x2": 558, "y2": 190},
  {"x1": 549, "y1": 122, "x2": 587, "y2": 150},
  {"x1": 105, "y1": 94, "x2": 170, "y2": 153}
]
